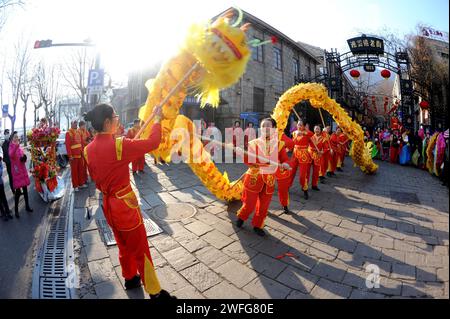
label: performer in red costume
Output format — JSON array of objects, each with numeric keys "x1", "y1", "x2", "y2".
[
  {"x1": 276, "y1": 133, "x2": 295, "y2": 214},
  {"x1": 320, "y1": 126, "x2": 332, "y2": 183},
  {"x1": 83, "y1": 103, "x2": 174, "y2": 299},
  {"x1": 336, "y1": 128, "x2": 349, "y2": 172},
  {"x1": 292, "y1": 120, "x2": 314, "y2": 199},
  {"x1": 309, "y1": 125, "x2": 324, "y2": 191},
  {"x1": 235, "y1": 118, "x2": 292, "y2": 236},
  {"x1": 126, "y1": 119, "x2": 146, "y2": 174},
  {"x1": 327, "y1": 128, "x2": 340, "y2": 177},
  {"x1": 65, "y1": 120, "x2": 88, "y2": 191}
]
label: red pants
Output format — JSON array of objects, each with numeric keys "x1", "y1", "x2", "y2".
[
  {"x1": 311, "y1": 163, "x2": 320, "y2": 187},
  {"x1": 277, "y1": 178, "x2": 291, "y2": 207},
  {"x1": 390, "y1": 147, "x2": 399, "y2": 163},
  {"x1": 340, "y1": 151, "x2": 346, "y2": 167},
  {"x1": 70, "y1": 157, "x2": 87, "y2": 188},
  {"x1": 335, "y1": 151, "x2": 343, "y2": 168},
  {"x1": 320, "y1": 151, "x2": 330, "y2": 177},
  {"x1": 329, "y1": 151, "x2": 338, "y2": 173},
  {"x1": 288, "y1": 159, "x2": 299, "y2": 187},
  {"x1": 132, "y1": 156, "x2": 145, "y2": 172},
  {"x1": 298, "y1": 162, "x2": 312, "y2": 191},
  {"x1": 237, "y1": 185, "x2": 274, "y2": 229},
  {"x1": 111, "y1": 223, "x2": 161, "y2": 295}
]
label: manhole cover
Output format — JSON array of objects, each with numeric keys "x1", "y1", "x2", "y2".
[
  {"x1": 390, "y1": 191, "x2": 421, "y2": 204},
  {"x1": 152, "y1": 203, "x2": 197, "y2": 221},
  {"x1": 96, "y1": 211, "x2": 163, "y2": 247}
]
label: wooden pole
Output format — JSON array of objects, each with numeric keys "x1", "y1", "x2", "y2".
[
  {"x1": 291, "y1": 108, "x2": 321, "y2": 153},
  {"x1": 133, "y1": 62, "x2": 200, "y2": 140}
]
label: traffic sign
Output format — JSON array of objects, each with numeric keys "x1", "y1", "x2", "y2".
[
  {"x1": 88, "y1": 69, "x2": 104, "y2": 95},
  {"x1": 2, "y1": 104, "x2": 8, "y2": 118}
]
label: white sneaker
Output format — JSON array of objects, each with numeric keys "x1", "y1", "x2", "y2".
[
  {"x1": 74, "y1": 187, "x2": 79, "y2": 192},
  {"x1": 80, "y1": 184, "x2": 88, "y2": 189}
]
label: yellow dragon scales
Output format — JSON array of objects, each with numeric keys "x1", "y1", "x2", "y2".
[{"x1": 138, "y1": 9, "x2": 377, "y2": 202}]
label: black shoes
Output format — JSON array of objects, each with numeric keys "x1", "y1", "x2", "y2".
[
  {"x1": 253, "y1": 227, "x2": 266, "y2": 237},
  {"x1": 319, "y1": 176, "x2": 326, "y2": 183},
  {"x1": 124, "y1": 275, "x2": 142, "y2": 290},
  {"x1": 283, "y1": 206, "x2": 292, "y2": 214},
  {"x1": 26, "y1": 206, "x2": 33, "y2": 213},
  {"x1": 150, "y1": 289, "x2": 176, "y2": 300},
  {"x1": 312, "y1": 186, "x2": 320, "y2": 191},
  {"x1": 337, "y1": 167, "x2": 343, "y2": 172},
  {"x1": 304, "y1": 191, "x2": 309, "y2": 200},
  {"x1": 236, "y1": 218, "x2": 244, "y2": 228}
]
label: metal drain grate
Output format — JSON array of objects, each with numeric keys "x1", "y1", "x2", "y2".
[
  {"x1": 41, "y1": 249, "x2": 66, "y2": 277},
  {"x1": 390, "y1": 191, "x2": 421, "y2": 204},
  {"x1": 97, "y1": 213, "x2": 163, "y2": 247},
  {"x1": 39, "y1": 277, "x2": 71, "y2": 299},
  {"x1": 32, "y1": 171, "x2": 76, "y2": 299}
]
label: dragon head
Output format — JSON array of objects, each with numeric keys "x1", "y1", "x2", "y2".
[{"x1": 185, "y1": 8, "x2": 251, "y2": 107}]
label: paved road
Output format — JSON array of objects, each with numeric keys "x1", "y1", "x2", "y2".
[
  {"x1": 74, "y1": 157, "x2": 448, "y2": 299},
  {"x1": 0, "y1": 167, "x2": 67, "y2": 299}
]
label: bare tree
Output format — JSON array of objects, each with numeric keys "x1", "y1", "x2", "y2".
[
  {"x1": 30, "y1": 96, "x2": 42, "y2": 127},
  {"x1": 0, "y1": 0, "x2": 24, "y2": 32},
  {"x1": 19, "y1": 75, "x2": 31, "y2": 145},
  {"x1": 6, "y1": 37, "x2": 30, "y2": 132},
  {"x1": 60, "y1": 99, "x2": 80, "y2": 129},
  {"x1": 407, "y1": 24, "x2": 449, "y2": 129},
  {"x1": 372, "y1": 25, "x2": 449, "y2": 129},
  {"x1": 34, "y1": 61, "x2": 61, "y2": 125},
  {"x1": 61, "y1": 48, "x2": 95, "y2": 114}
]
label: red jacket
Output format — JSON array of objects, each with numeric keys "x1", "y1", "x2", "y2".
[
  {"x1": 292, "y1": 129, "x2": 314, "y2": 163},
  {"x1": 84, "y1": 124, "x2": 161, "y2": 231},
  {"x1": 309, "y1": 134, "x2": 324, "y2": 165},
  {"x1": 66, "y1": 128, "x2": 83, "y2": 159},
  {"x1": 243, "y1": 137, "x2": 290, "y2": 193}
]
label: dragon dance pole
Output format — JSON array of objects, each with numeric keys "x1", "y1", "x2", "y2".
[
  {"x1": 318, "y1": 108, "x2": 333, "y2": 152},
  {"x1": 133, "y1": 62, "x2": 200, "y2": 140},
  {"x1": 199, "y1": 135, "x2": 290, "y2": 169},
  {"x1": 291, "y1": 107, "x2": 321, "y2": 153}
]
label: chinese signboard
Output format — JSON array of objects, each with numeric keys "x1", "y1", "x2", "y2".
[
  {"x1": 420, "y1": 27, "x2": 449, "y2": 43},
  {"x1": 364, "y1": 63, "x2": 376, "y2": 72},
  {"x1": 347, "y1": 36, "x2": 384, "y2": 55}
]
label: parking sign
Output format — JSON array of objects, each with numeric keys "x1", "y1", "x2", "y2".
[
  {"x1": 2, "y1": 104, "x2": 8, "y2": 118},
  {"x1": 88, "y1": 69, "x2": 104, "y2": 95}
]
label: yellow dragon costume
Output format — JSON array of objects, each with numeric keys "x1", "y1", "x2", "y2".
[{"x1": 138, "y1": 8, "x2": 377, "y2": 202}]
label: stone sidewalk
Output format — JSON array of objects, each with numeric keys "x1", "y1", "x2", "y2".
[{"x1": 72, "y1": 156, "x2": 449, "y2": 299}]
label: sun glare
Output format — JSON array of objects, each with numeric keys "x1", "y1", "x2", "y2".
[{"x1": 92, "y1": 1, "x2": 214, "y2": 81}]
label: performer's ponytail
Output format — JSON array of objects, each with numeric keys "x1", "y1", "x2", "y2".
[{"x1": 83, "y1": 103, "x2": 114, "y2": 132}]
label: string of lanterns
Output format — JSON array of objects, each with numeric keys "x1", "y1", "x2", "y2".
[{"x1": 349, "y1": 68, "x2": 392, "y2": 79}]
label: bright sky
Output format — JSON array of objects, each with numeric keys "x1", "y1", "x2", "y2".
[{"x1": 0, "y1": 0, "x2": 448, "y2": 130}]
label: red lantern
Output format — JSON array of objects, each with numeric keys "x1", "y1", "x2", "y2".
[
  {"x1": 349, "y1": 69, "x2": 360, "y2": 78},
  {"x1": 419, "y1": 100, "x2": 429, "y2": 109},
  {"x1": 381, "y1": 69, "x2": 391, "y2": 79}
]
